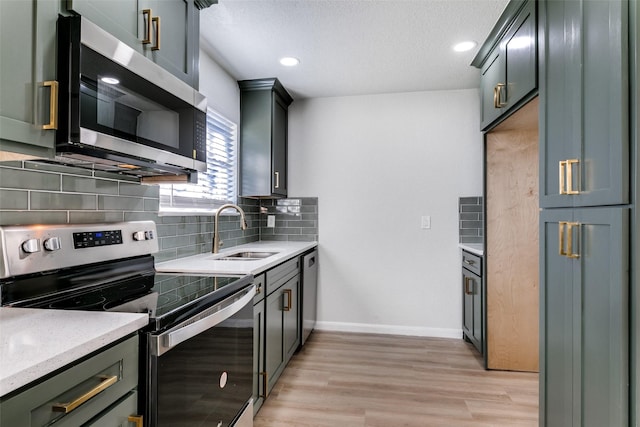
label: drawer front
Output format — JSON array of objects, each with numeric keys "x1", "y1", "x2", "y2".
[
  {"x1": 462, "y1": 251, "x2": 482, "y2": 276},
  {"x1": 1, "y1": 335, "x2": 139, "y2": 427},
  {"x1": 266, "y1": 257, "x2": 300, "y2": 295},
  {"x1": 253, "y1": 273, "x2": 266, "y2": 304},
  {"x1": 86, "y1": 391, "x2": 138, "y2": 427}
]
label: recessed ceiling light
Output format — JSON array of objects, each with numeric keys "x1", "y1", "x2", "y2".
[
  {"x1": 453, "y1": 41, "x2": 478, "y2": 52},
  {"x1": 101, "y1": 77, "x2": 120, "y2": 85},
  {"x1": 279, "y1": 57, "x2": 300, "y2": 67}
]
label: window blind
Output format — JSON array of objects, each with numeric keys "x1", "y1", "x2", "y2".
[{"x1": 159, "y1": 108, "x2": 237, "y2": 214}]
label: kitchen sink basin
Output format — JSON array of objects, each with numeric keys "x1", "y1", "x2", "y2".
[{"x1": 215, "y1": 251, "x2": 278, "y2": 261}]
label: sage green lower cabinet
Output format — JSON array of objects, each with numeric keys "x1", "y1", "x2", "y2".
[
  {"x1": 252, "y1": 274, "x2": 266, "y2": 415},
  {"x1": 461, "y1": 250, "x2": 483, "y2": 355},
  {"x1": 0, "y1": 335, "x2": 140, "y2": 427},
  {"x1": 265, "y1": 274, "x2": 300, "y2": 395},
  {"x1": 0, "y1": 0, "x2": 58, "y2": 158},
  {"x1": 253, "y1": 257, "x2": 302, "y2": 414},
  {"x1": 540, "y1": 207, "x2": 629, "y2": 427}
]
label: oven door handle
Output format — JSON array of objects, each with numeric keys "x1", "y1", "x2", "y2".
[{"x1": 151, "y1": 284, "x2": 256, "y2": 356}]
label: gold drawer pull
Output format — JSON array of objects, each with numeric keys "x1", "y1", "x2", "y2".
[
  {"x1": 42, "y1": 80, "x2": 58, "y2": 130},
  {"x1": 259, "y1": 371, "x2": 268, "y2": 398},
  {"x1": 283, "y1": 288, "x2": 292, "y2": 311},
  {"x1": 464, "y1": 277, "x2": 473, "y2": 295},
  {"x1": 559, "y1": 159, "x2": 580, "y2": 195},
  {"x1": 142, "y1": 9, "x2": 152, "y2": 44},
  {"x1": 128, "y1": 415, "x2": 144, "y2": 427},
  {"x1": 152, "y1": 16, "x2": 160, "y2": 51},
  {"x1": 493, "y1": 83, "x2": 507, "y2": 108},
  {"x1": 52, "y1": 375, "x2": 118, "y2": 413},
  {"x1": 558, "y1": 221, "x2": 580, "y2": 259}
]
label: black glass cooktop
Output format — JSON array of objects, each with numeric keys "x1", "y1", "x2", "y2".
[{"x1": 0, "y1": 255, "x2": 253, "y2": 332}]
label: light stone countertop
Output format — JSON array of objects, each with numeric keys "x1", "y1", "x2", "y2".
[
  {"x1": 0, "y1": 308, "x2": 148, "y2": 397},
  {"x1": 155, "y1": 241, "x2": 318, "y2": 275},
  {"x1": 458, "y1": 243, "x2": 484, "y2": 256}
]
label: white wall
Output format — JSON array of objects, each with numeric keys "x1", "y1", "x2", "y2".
[
  {"x1": 199, "y1": 49, "x2": 240, "y2": 124},
  {"x1": 288, "y1": 89, "x2": 483, "y2": 338}
]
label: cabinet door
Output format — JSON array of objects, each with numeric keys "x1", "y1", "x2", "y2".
[
  {"x1": 504, "y1": 0, "x2": 536, "y2": 108},
  {"x1": 252, "y1": 301, "x2": 265, "y2": 414},
  {"x1": 540, "y1": 0, "x2": 629, "y2": 208},
  {"x1": 271, "y1": 93, "x2": 288, "y2": 196},
  {"x1": 68, "y1": 0, "x2": 199, "y2": 88},
  {"x1": 85, "y1": 391, "x2": 138, "y2": 427},
  {"x1": 462, "y1": 269, "x2": 482, "y2": 353},
  {"x1": 142, "y1": 0, "x2": 199, "y2": 88},
  {"x1": 0, "y1": 0, "x2": 58, "y2": 158},
  {"x1": 480, "y1": 51, "x2": 504, "y2": 130},
  {"x1": 540, "y1": 207, "x2": 629, "y2": 427},
  {"x1": 265, "y1": 287, "x2": 285, "y2": 394},
  {"x1": 66, "y1": 0, "x2": 141, "y2": 53},
  {"x1": 283, "y1": 275, "x2": 300, "y2": 361}
]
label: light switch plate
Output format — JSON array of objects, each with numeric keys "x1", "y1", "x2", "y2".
[
  {"x1": 421, "y1": 215, "x2": 431, "y2": 229},
  {"x1": 267, "y1": 215, "x2": 276, "y2": 228}
]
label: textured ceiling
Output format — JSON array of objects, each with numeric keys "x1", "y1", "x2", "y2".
[{"x1": 200, "y1": 0, "x2": 510, "y2": 99}]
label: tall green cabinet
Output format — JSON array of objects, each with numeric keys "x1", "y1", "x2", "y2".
[{"x1": 538, "y1": 0, "x2": 636, "y2": 425}]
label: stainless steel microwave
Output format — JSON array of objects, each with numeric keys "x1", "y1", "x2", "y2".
[{"x1": 56, "y1": 16, "x2": 207, "y2": 181}]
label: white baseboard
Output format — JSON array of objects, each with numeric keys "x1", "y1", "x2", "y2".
[{"x1": 314, "y1": 321, "x2": 463, "y2": 339}]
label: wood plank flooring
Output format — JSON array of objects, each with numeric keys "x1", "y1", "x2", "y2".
[{"x1": 254, "y1": 331, "x2": 538, "y2": 427}]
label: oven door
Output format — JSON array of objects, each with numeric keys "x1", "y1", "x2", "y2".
[{"x1": 145, "y1": 284, "x2": 255, "y2": 427}]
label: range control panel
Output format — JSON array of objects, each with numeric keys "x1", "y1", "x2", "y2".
[
  {"x1": 73, "y1": 230, "x2": 123, "y2": 249},
  {"x1": 0, "y1": 221, "x2": 158, "y2": 279}
]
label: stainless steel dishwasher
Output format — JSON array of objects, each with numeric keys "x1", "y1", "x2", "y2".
[{"x1": 301, "y1": 249, "x2": 318, "y2": 346}]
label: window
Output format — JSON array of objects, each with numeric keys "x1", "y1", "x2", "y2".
[{"x1": 159, "y1": 108, "x2": 237, "y2": 214}]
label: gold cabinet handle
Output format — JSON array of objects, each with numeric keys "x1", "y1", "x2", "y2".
[
  {"x1": 283, "y1": 288, "x2": 292, "y2": 311},
  {"x1": 559, "y1": 160, "x2": 567, "y2": 194},
  {"x1": 52, "y1": 375, "x2": 118, "y2": 413},
  {"x1": 128, "y1": 415, "x2": 144, "y2": 427},
  {"x1": 559, "y1": 159, "x2": 580, "y2": 195},
  {"x1": 565, "y1": 159, "x2": 579, "y2": 194},
  {"x1": 42, "y1": 80, "x2": 58, "y2": 130},
  {"x1": 558, "y1": 221, "x2": 580, "y2": 259},
  {"x1": 493, "y1": 83, "x2": 507, "y2": 108},
  {"x1": 274, "y1": 171, "x2": 280, "y2": 189},
  {"x1": 142, "y1": 9, "x2": 152, "y2": 44},
  {"x1": 464, "y1": 277, "x2": 473, "y2": 295},
  {"x1": 255, "y1": 283, "x2": 262, "y2": 294},
  {"x1": 259, "y1": 371, "x2": 268, "y2": 398},
  {"x1": 152, "y1": 16, "x2": 160, "y2": 51}
]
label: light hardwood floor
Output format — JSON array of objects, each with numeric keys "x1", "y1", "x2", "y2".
[{"x1": 254, "y1": 331, "x2": 538, "y2": 427}]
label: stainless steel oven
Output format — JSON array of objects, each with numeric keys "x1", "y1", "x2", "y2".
[{"x1": 0, "y1": 221, "x2": 254, "y2": 427}]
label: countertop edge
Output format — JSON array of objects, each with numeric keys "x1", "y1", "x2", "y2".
[
  {"x1": 459, "y1": 243, "x2": 484, "y2": 256},
  {"x1": 0, "y1": 309, "x2": 148, "y2": 397},
  {"x1": 155, "y1": 241, "x2": 318, "y2": 276}
]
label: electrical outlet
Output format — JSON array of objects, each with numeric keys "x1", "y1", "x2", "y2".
[
  {"x1": 267, "y1": 215, "x2": 276, "y2": 228},
  {"x1": 421, "y1": 215, "x2": 431, "y2": 229}
]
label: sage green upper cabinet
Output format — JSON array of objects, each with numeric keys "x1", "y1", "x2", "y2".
[
  {"x1": 0, "y1": 0, "x2": 59, "y2": 158},
  {"x1": 239, "y1": 78, "x2": 293, "y2": 198},
  {"x1": 473, "y1": 0, "x2": 537, "y2": 131},
  {"x1": 540, "y1": 207, "x2": 629, "y2": 427},
  {"x1": 66, "y1": 0, "x2": 200, "y2": 88},
  {"x1": 539, "y1": 0, "x2": 629, "y2": 208}
]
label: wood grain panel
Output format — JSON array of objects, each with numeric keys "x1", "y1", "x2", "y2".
[
  {"x1": 486, "y1": 98, "x2": 539, "y2": 372},
  {"x1": 254, "y1": 331, "x2": 538, "y2": 426}
]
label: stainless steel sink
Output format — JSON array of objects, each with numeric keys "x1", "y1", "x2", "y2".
[{"x1": 215, "y1": 251, "x2": 278, "y2": 261}]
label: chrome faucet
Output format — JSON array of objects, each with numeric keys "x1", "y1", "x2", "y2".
[{"x1": 212, "y1": 204, "x2": 248, "y2": 253}]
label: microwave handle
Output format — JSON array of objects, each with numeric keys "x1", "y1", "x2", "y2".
[{"x1": 151, "y1": 284, "x2": 255, "y2": 356}]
